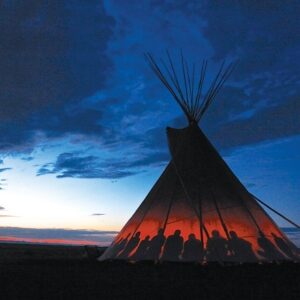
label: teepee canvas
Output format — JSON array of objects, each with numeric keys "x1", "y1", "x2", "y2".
[{"x1": 100, "y1": 54, "x2": 299, "y2": 263}]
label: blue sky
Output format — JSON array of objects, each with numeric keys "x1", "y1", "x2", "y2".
[{"x1": 0, "y1": 0, "x2": 299, "y2": 245}]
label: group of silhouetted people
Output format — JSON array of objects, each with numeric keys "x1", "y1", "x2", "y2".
[
  {"x1": 108, "y1": 228, "x2": 298, "y2": 262},
  {"x1": 257, "y1": 232, "x2": 298, "y2": 260}
]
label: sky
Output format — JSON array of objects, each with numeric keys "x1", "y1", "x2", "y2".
[{"x1": 0, "y1": 0, "x2": 299, "y2": 246}]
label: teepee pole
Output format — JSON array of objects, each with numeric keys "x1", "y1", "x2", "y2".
[
  {"x1": 197, "y1": 188, "x2": 205, "y2": 251},
  {"x1": 180, "y1": 51, "x2": 190, "y2": 109},
  {"x1": 145, "y1": 53, "x2": 191, "y2": 121},
  {"x1": 198, "y1": 129, "x2": 265, "y2": 236},
  {"x1": 209, "y1": 190, "x2": 231, "y2": 241},
  {"x1": 235, "y1": 192, "x2": 264, "y2": 234},
  {"x1": 162, "y1": 178, "x2": 179, "y2": 233},
  {"x1": 193, "y1": 60, "x2": 207, "y2": 119},
  {"x1": 251, "y1": 194, "x2": 300, "y2": 229},
  {"x1": 171, "y1": 159, "x2": 210, "y2": 238}
]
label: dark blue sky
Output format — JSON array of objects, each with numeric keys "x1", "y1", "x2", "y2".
[{"x1": 0, "y1": 1, "x2": 299, "y2": 243}]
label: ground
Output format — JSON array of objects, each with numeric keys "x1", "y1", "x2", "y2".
[{"x1": 0, "y1": 243, "x2": 299, "y2": 299}]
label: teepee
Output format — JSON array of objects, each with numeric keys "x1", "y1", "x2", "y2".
[{"x1": 100, "y1": 53, "x2": 299, "y2": 263}]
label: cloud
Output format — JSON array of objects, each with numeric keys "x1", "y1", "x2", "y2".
[
  {"x1": 0, "y1": 179, "x2": 7, "y2": 190},
  {"x1": 0, "y1": 0, "x2": 115, "y2": 121},
  {"x1": 32, "y1": 108, "x2": 104, "y2": 139},
  {"x1": 0, "y1": 0, "x2": 299, "y2": 177},
  {"x1": 0, "y1": 227, "x2": 118, "y2": 245},
  {"x1": 37, "y1": 150, "x2": 169, "y2": 179},
  {"x1": 0, "y1": 0, "x2": 115, "y2": 152},
  {"x1": 21, "y1": 156, "x2": 34, "y2": 161},
  {"x1": 91, "y1": 213, "x2": 105, "y2": 216},
  {"x1": 209, "y1": 94, "x2": 300, "y2": 150},
  {"x1": 0, "y1": 168, "x2": 12, "y2": 173},
  {"x1": 199, "y1": 1, "x2": 300, "y2": 77},
  {"x1": 37, "y1": 152, "x2": 137, "y2": 179}
]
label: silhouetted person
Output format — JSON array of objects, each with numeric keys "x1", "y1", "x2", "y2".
[
  {"x1": 118, "y1": 232, "x2": 141, "y2": 259},
  {"x1": 257, "y1": 232, "x2": 284, "y2": 261},
  {"x1": 228, "y1": 231, "x2": 257, "y2": 262},
  {"x1": 161, "y1": 229, "x2": 183, "y2": 261},
  {"x1": 110, "y1": 233, "x2": 130, "y2": 258},
  {"x1": 206, "y1": 230, "x2": 228, "y2": 261},
  {"x1": 131, "y1": 235, "x2": 150, "y2": 260},
  {"x1": 271, "y1": 233, "x2": 297, "y2": 260},
  {"x1": 146, "y1": 228, "x2": 166, "y2": 261},
  {"x1": 182, "y1": 233, "x2": 203, "y2": 262}
]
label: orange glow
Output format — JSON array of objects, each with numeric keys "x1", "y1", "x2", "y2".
[{"x1": 101, "y1": 210, "x2": 296, "y2": 262}]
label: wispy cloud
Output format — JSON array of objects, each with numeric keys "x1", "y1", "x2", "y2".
[
  {"x1": 0, "y1": 168, "x2": 12, "y2": 173},
  {"x1": 91, "y1": 213, "x2": 105, "y2": 216},
  {"x1": 37, "y1": 153, "x2": 137, "y2": 179},
  {"x1": 21, "y1": 156, "x2": 34, "y2": 161},
  {"x1": 37, "y1": 150, "x2": 168, "y2": 179},
  {"x1": 0, "y1": 227, "x2": 118, "y2": 246}
]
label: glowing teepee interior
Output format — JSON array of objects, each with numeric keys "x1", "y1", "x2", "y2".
[{"x1": 100, "y1": 53, "x2": 299, "y2": 263}]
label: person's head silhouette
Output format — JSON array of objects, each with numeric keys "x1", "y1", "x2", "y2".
[
  {"x1": 229, "y1": 231, "x2": 238, "y2": 239},
  {"x1": 212, "y1": 230, "x2": 220, "y2": 238},
  {"x1": 158, "y1": 228, "x2": 164, "y2": 235},
  {"x1": 174, "y1": 230, "x2": 181, "y2": 236},
  {"x1": 188, "y1": 233, "x2": 196, "y2": 240},
  {"x1": 135, "y1": 232, "x2": 141, "y2": 238}
]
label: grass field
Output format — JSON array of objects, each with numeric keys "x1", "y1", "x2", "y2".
[{"x1": 0, "y1": 243, "x2": 299, "y2": 299}]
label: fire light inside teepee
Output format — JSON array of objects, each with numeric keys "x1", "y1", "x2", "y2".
[{"x1": 100, "y1": 53, "x2": 299, "y2": 263}]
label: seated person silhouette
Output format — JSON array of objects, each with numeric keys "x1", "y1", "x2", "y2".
[
  {"x1": 206, "y1": 230, "x2": 228, "y2": 261},
  {"x1": 257, "y1": 232, "x2": 284, "y2": 261},
  {"x1": 118, "y1": 232, "x2": 141, "y2": 259},
  {"x1": 131, "y1": 235, "x2": 151, "y2": 260},
  {"x1": 271, "y1": 232, "x2": 297, "y2": 260},
  {"x1": 228, "y1": 231, "x2": 257, "y2": 262},
  {"x1": 161, "y1": 229, "x2": 183, "y2": 261},
  {"x1": 182, "y1": 233, "x2": 203, "y2": 262},
  {"x1": 146, "y1": 228, "x2": 166, "y2": 261},
  {"x1": 110, "y1": 233, "x2": 131, "y2": 258}
]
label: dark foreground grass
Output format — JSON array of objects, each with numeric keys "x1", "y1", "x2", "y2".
[{"x1": 0, "y1": 244, "x2": 299, "y2": 299}]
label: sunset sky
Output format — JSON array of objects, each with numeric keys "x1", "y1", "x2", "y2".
[{"x1": 0, "y1": 1, "x2": 299, "y2": 246}]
